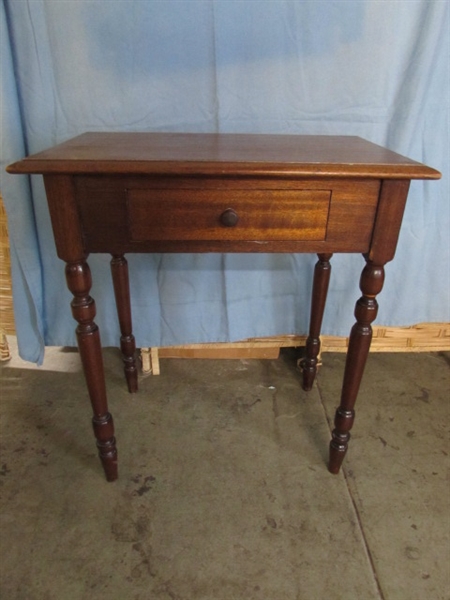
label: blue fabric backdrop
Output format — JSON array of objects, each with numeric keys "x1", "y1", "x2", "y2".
[{"x1": 1, "y1": 1, "x2": 449, "y2": 364}]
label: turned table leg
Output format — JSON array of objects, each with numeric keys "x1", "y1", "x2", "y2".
[
  {"x1": 329, "y1": 258, "x2": 385, "y2": 474},
  {"x1": 301, "y1": 253, "x2": 333, "y2": 391},
  {"x1": 110, "y1": 255, "x2": 138, "y2": 393},
  {"x1": 66, "y1": 260, "x2": 118, "y2": 482}
]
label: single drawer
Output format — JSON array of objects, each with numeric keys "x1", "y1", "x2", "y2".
[{"x1": 126, "y1": 189, "x2": 331, "y2": 242}]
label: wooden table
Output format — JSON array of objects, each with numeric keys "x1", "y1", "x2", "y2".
[{"x1": 7, "y1": 133, "x2": 440, "y2": 481}]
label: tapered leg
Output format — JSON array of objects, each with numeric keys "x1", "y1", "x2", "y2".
[
  {"x1": 66, "y1": 260, "x2": 118, "y2": 482},
  {"x1": 300, "y1": 253, "x2": 333, "y2": 391},
  {"x1": 110, "y1": 255, "x2": 138, "y2": 393},
  {"x1": 329, "y1": 258, "x2": 385, "y2": 474}
]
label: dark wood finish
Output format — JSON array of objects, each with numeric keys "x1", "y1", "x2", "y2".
[
  {"x1": 65, "y1": 260, "x2": 118, "y2": 481},
  {"x1": 6, "y1": 133, "x2": 440, "y2": 481},
  {"x1": 110, "y1": 255, "x2": 138, "y2": 394},
  {"x1": 301, "y1": 253, "x2": 333, "y2": 391},
  {"x1": 368, "y1": 179, "x2": 411, "y2": 264},
  {"x1": 43, "y1": 175, "x2": 85, "y2": 261},
  {"x1": 42, "y1": 175, "x2": 118, "y2": 480},
  {"x1": 329, "y1": 259, "x2": 385, "y2": 473},
  {"x1": 6, "y1": 132, "x2": 441, "y2": 179}
]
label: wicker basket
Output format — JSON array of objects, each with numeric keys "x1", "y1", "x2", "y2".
[{"x1": 0, "y1": 193, "x2": 15, "y2": 360}]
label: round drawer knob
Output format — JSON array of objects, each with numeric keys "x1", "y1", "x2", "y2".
[{"x1": 220, "y1": 208, "x2": 239, "y2": 227}]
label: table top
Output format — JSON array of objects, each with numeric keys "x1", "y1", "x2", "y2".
[{"x1": 7, "y1": 132, "x2": 441, "y2": 180}]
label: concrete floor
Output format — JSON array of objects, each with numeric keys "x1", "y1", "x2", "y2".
[{"x1": 0, "y1": 342, "x2": 448, "y2": 600}]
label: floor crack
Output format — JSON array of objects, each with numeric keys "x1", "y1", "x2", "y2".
[{"x1": 315, "y1": 374, "x2": 387, "y2": 600}]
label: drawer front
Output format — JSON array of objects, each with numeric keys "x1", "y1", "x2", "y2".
[{"x1": 127, "y1": 189, "x2": 331, "y2": 242}]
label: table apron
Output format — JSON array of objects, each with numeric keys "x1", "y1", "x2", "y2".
[{"x1": 73, "y1": 176, "x2": 381, "y2": 255}]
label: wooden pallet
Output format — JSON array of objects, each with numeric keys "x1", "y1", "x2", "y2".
[{"x1": 141, "y1": 323, "x2": 450, "y2": 374}]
